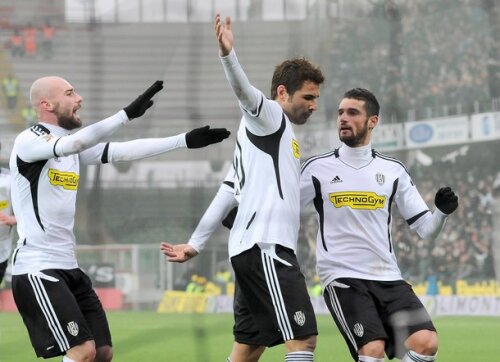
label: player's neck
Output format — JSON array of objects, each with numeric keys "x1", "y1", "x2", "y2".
[{"x1": 338, "y1": 143, "x2": 372, "y2": 168}]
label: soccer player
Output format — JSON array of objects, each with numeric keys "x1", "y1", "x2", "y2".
[
  {"x1": 300, "y1": 88, "x2": 458, "y2": 362},
  {"x1": 161, "y1": 14, "x2": 324, "y2": 362},
  {"x1": 9, "y1": 76, "x2": 230, "y2": 362},
  {"x1": 0, "y1": 147, "x2": 16, "y2": 285}
]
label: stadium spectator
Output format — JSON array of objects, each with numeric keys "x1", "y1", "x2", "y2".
[
  {"x1": 8, "y1": 28, "x2": 24, "y2": 57},
  {"x1": 161, "y1": 13, "x2": 324, "y2": 362},
  {"x1": 0, "y1": 144, "x2": 16, "y2": 286},
  {"x1": 9, "y1": 76, "x2": 229, "y2": 362},
  {"x1": 22, "y1": 23, "x2": 38, "y2": 57},
  {"x1": 2, "y1": 73, "x2": 19, "y2": 111},
  {"x1": 41, "y1": 20, "x2": 55, "y2": 59},
  {"x1": 186, "y1": 274, "x2": 200, "y2": 292},
  {"x1": 300, "y1": 88, "x2": 458, "y2": 362}
]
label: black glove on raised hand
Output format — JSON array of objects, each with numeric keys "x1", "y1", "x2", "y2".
[
  {"x1": 434, "y1": 186, "x2": 458, "y2": 215},
  {"x1": 185, "y1": 125, "x2": 230, "y2": 149},
  {"x1": 123, "y1": 80, "x2": 163, "y2": 119},
  {"x1": 222, "y1": 207, "x2": 238, "y2": 230}
]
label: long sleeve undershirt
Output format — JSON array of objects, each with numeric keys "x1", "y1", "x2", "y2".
[{"x1": 187, "y1": 183, "x2": 237, "y2": 253}]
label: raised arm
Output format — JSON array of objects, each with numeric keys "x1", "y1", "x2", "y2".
[
  {"x1": 18, "y1": 81, "x2": 163, "y2": 162},
  {"x1": 215, "y1": 14, "x2": 264, "y2": 119}
]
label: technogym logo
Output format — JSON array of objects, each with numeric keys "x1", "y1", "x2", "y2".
[
  {"x1": 329, "y1": 191, "x2": 386, "y2": 210},
  {"x1": 48, "y1": 169, "x2": 79, "y2": 190}
]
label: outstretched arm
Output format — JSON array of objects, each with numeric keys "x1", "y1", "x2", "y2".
[
  {"x1": 161, "y1": 178, "x2": 237, "y2": 263},
  {"x1": 80, "y1": 125, "x2": 230, "y2": 164},
  {"x1": 19, "y1": 81, "x2": 164, "y2": 162},
  {"x1": 56, "y1": 80, "x2": 163, "y2": 156}
]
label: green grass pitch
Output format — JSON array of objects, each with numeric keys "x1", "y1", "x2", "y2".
[{"x1": 0, "y1": 312, "x2": 498, "y2": 361}]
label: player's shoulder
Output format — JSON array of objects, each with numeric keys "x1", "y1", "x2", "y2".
[
  {"x1": 301, "y1": 149, "x2": 338, "y2": 174},
  {"x1": 373, "y1": 149, "x2": 409, "y2": 174},
  {"x1": 16, "y1": 123, "x2": 52, "y2": 142}
]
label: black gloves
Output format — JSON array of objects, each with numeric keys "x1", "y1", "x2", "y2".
[
  {"x1": 185, "y1": 125, "x2": 230, "y2": 148},
  {"x1": 123, "y1": 80, "x2": 163, "y2": 119},
  {"x1": 222, "y1": 207, "x2": 238, "y2": 229},
  {"x1": 434, "y1": 186, "x2": 458, "y2": 215}
]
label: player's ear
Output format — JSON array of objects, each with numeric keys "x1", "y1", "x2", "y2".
[
  {"x1": 368, "y1": 115, "x2": 379, "y2": 130},
  {"x1": 276, "y1": 85, "x2": 288, "y2": 101},
  {"x1": 40, "y1": 99, "x2": 53, "y2": 111}
]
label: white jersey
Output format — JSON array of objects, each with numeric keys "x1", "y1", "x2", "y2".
[
  {"x1": 10, "y1": 123, "x2": 87, "y2": 274},
  {"x1": 9, "y1": 116, "x2": 187, "y2": 275},
  {"x1": 300, "y1": 144, "x2": 430, "y2": 287},
  {"x1": 0, "y1": 168, "x2": 14, "y2": 262},
  {"x1": 221, "y1": 50, "x2": 302, "y2": 258}
]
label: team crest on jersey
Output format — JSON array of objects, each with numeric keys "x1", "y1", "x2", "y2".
[
  {"x1": 353, "y1": 323, "x2": 364, "y2": 337},
  {"x1": 293, "y1": 311, "x2": 306, "y2": 326},
  {"x1": 375, "y1": 173, "x2": 385, "y2": 185},
  {"x1": 329, "y1": 191, "x2": 386, "y2": 210},
  {"x1": 48, "y1": 169, "x2": 79, "y2": 190},
  {"x1": 67, "y1": 321, "x2": 79, "y2": 336},
  {"x1": 292, "y1": 139, "x2": 300, "y2": 159},
  {"x1": 0, "y1": 200, "x2": 8, "y2": 209}
]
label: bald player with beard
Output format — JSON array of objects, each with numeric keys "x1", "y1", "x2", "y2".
[{"x1": 9, "y1": 76, "x2": 229, "y2": 362}]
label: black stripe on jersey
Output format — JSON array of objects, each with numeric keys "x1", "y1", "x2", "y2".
[
  {"x1": 246, "y1": 115, "x2": 286, "y2": 199},
  {"x1": 235, "y1": 139, "x2": 245, "y2": 190},
  {"x1": 52, "y1": 138, "x2": 60, "y2": 158},
  {"x1": 373, "y1": 151, "x2": 410, "y2": 175},
  {"x1": 300, "y1": 149, "x2": 337, "y2": 174},
  {"x1": 101, "y1": 143, "x2": 110, "y2": 163},
  {"x1": 255, "y1": 96, "x2": 264, "y2": 117},
  {"x1": 312, "y1": 176, "x2": 328, "y2": 251},
  {"x1": 223, "y1": 181, "x2": 234, "y2": 188},
  {"x1": 243, "y1": 95, "x2": 265, "y2": 117},
  {"x1": 12, "y1": 245, "x2": 21, "y2": 266},
  {"x1": 387, "y1": 178, "x2": 399, "y2": 253},
  {"x1": 17, "y1": 156, "x2": 48, "y2": 231},
  {"x1": 407, "y1": 210, "x2": 430, "y2": 226},
  {"x1": 246, "y1": 211, "x2": 256, "y2": 230}
]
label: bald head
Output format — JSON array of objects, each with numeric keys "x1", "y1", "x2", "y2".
[{"x1": 30, "y1": 76, "x2": 72, "y2": 109}]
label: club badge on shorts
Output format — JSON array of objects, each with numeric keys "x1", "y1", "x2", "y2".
[
  {"x1": 67, "y1": 321, "x2": 79, "y2": 336},
  {"x1": 294, "y1": 311, "x2": 306, "y2": 326}
]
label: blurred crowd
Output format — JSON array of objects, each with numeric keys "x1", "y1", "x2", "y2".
[{"x1": 326, "y1": 0, "x2": 497, "y2": 123}]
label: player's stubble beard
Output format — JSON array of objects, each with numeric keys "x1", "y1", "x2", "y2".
[
  {"x1": 340, "y1": 119, "x2": 369, "y2": 147},
  {"x1": 54, "y1": 103, "x2": 82, "y2": 131}
]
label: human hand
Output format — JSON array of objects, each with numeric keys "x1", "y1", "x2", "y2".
[
  {"x1": 214, "y1": 14, "x2": 233, "y2": 56},
  {"x1": 434, "y1": 186, "x2": 458, "y2": 215},
  {"x1": 160, "y1": 242, "x2": 198, "y2": 263},
  {"x1": 0, "y1": 212, "x2": 16, "y2": 226},
  {"x1": 123, "y1": 80, "x2": 163, "y2": 119},
  {"x1": 185, "y1": 125, "x2": 230, "y2": 148}
]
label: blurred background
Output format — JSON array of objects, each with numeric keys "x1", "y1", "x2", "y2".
[{"x1": 0, "y1": 0, "x2": 499, "y2": 312}]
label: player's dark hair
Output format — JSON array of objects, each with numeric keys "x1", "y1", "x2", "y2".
[
  {"x1": 343, "y1": 88, "x2": 380, "y2": 117},
  {"x1": 270, "y1": 58, "x2": 324, "y2": 100}
]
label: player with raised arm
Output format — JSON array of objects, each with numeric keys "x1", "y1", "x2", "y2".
[
  {"x1": 161, "y1": 14, "x2": 324, "y2": 362},
  {"x1": 300, "y1": 88, "x2": 458, "y2": 362},
  {"x1": 9, "y1": 76, "x2": 229, "y2": 362}
]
